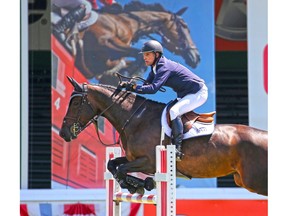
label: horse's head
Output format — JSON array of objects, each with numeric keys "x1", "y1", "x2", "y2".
[
  {"x1": 59, "y1": 76, "x2": 97, "y2": 142},
  {"x1": 159, "y1": 7, "x2": 200, "y2": 68}
]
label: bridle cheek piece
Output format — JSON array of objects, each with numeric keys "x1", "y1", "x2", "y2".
[{"x1": 63, "y1": 87, "x2": 97, "y2": 138}]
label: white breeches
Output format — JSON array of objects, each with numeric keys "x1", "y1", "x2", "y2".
[{"x1": 169, "y1": 84, "x2": 208, "y2": 120}]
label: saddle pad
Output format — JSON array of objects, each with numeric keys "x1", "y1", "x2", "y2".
[{"x1": 161, "y1": 106, "x2": 215, "y2": 139}]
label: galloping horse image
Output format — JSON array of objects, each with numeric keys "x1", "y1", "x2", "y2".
[
  {"x1": 59, "y1": 77, "x2": 268, "y2": 196},
  {"x1": 56, "y1": 2, "x2": 200, "y2": 85}
]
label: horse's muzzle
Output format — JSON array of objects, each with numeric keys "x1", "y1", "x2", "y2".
[
  {"x1": 59, "y1": 126, "x2": 76, "y2": 142},
  {"x1": 184, "y1": 48, "x2": 200, "y2": 68}
]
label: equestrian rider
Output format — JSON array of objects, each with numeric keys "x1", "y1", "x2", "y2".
[
  {"x1": 52, "y1": 0, "x2": 116, "y2": 43},
  {"x1": 125, "y1": 40, "x2": 208, "y2": 161}
]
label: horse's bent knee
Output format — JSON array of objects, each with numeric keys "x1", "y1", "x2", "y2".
[
  {"x1": 117, "y1": 164, "x2": 128, "y2": 174},
  {"x1": 107, "y1": 160, "x2": 116, "y2": 173}
]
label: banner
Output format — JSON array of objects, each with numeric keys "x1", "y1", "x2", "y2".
[{"x1": 51, "y1": 0, "x2": 216, "y2": 189}]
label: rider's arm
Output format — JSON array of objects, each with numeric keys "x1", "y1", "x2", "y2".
[{"x1": 134, "y1": 67, "x2": 170, "y2": 94}]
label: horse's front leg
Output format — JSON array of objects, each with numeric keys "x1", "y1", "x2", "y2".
[
  {"x1": 117, "y1": 157, "x2": 156, "y2": 193},
  {"x1": 107, "y1": 156, "x2": 128, "y2": 175},
  {"x1": 107, "y1": 156, "x2": 131, "y2": 189},
  {"x1": 107, "y1": 156, "x2": 142, "y2": 193},
  {"x1": 107, "y1": 156, "x2": 143, "y2": 194}
]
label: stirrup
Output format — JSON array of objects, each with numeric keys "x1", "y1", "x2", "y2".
[{"x1": 175, "y1": 148, "x2": 184, "y2": 161}]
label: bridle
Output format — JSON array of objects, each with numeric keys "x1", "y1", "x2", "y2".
[
  {"x1": 62, "y1": 84, "x2": 98, "y2": 138},
  {"x1": 62, "y1": 84, "x2": 147, "y2": 146},
  {"x1": 159, "y1": 13, "x2": 196, "y2": 54}
]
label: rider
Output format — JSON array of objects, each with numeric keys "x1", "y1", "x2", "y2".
[
  {"x1": 125, "y1": 40, "x2": 208, "y2": 161},
  {"x1": 52, "y1": 0, "x2": 116, "y2": 43},
  {"x1": 87, "y1": 0, "x2": 116, "y2": 9}
]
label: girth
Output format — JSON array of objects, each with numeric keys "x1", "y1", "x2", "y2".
[{"x1": 166, "y1": 100, "x2": 216, "y2": 133}]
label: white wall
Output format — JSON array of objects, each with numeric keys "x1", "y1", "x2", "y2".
[{"x1": 247, "y1": 0, "x2": 268, "y2": 130}]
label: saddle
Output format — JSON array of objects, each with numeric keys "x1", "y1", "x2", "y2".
[{"x1": 166, "y1": 100, "x2": 216, "y2": 133}]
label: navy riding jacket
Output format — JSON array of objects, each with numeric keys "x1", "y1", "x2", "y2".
[{"x1": 135, "y1": 56, "x2": 205, "y2": 98}]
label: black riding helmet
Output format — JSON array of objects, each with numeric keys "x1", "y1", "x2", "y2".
[{"x1": 139, "y1": 40, "x2": 163, "y2": 55}]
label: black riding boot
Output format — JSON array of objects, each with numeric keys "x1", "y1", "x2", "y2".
[
  {"x1": 171, "y1": 116, "x2": 184, "y2": 161},
  {"x1": 53, "y1": 6, "x2": 86, "y2": 43}
]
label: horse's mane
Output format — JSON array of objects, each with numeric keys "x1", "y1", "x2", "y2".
[
  {"x1": 123, "y1": 1, "x2": 167, "y2": 13},
  {"x1": 95, "y1": 84, "x2": 165, "y2": 106}
]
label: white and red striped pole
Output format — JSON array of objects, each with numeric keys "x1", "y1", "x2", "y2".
[
  {"x1": 104, "y1": 147, "x2": 122, "y2": 216},
  {"x1": 113, "y1": 192, "x2": 156, "y2": 204},
  {"x1": 155, "y1": 145, "x2": 176, "y2": 216},
  {"x1": 105, "y1": 128, "x2": 176, "y2": 216}
]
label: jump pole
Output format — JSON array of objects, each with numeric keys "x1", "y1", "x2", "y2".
[
  {"x1": 104, "y1": 145, "x2": 176, "y2": 216},
  {"x1": 105, "y1": 147, "x2": 122, "y2": 216}
]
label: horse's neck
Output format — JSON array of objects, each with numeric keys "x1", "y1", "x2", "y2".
[
  {"x1": 90, "y1": 86, "x2": 165, "y2": 136},
  {"x1": 129, "y1": 11, "x2": 171, "y2": 35},
  {"x1": 90, "y1": 87, "x2": 142, "y2": 131}
]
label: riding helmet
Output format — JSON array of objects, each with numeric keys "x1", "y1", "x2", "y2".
[{"x1": 139, "y1": 40, "x2": 163, "y2": 54}]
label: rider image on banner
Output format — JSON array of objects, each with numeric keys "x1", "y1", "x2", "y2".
[{"x1": 51, "y1": 0, "x2": 216, "y2": 189}]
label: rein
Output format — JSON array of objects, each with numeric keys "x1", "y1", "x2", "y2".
[
  {"x1": 66, "y1": 84, "x2": 147, "y2": 147},
  {"x1": 93, "y1": 97, "x2": 147, "y2": 146}
]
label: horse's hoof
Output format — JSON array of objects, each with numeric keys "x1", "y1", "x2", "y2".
[
  {"x1": 119, "y1": 180, "x2": 129, "y2": 189},
  {"x1": 136, "y1": 187, "x2": 145, "y2": 195},
  {"x1": 126, "y1": 175, "x2": 145, "y2": 188},
  {"x1": 127, "y1": 186, "x2": 137, "y2": 194},
  {"x1": 144, "y1": 177, "x2": 155, "y2": 191}
]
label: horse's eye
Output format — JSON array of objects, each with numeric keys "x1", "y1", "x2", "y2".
[{"x1": 72, "y1": 101, "x2": 80, "y2": 106}]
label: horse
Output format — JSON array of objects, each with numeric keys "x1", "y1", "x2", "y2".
[
  {"x1": 70, "y1": 2, "x2": 200, "y2": 85},
  {"x1": 59, "y1": 77, "x2": 268, "y2": 196}
]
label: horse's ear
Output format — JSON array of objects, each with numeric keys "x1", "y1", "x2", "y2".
[
  {"x1": 175, "y1": 7, "x2": 188, "y2": 16},
  {"x1": 66, "y1": 76, "x2": 83, "y2": 92}
]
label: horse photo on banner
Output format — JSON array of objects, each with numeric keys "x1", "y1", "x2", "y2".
[{"x1": 51, "y1": 0, "x2": 216, "y2": 193}]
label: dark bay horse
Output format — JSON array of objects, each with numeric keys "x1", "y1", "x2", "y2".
[
  {"x1": 72, "y1": 2, "x2": 200, "y2": 85},
  {"x1": 59, "y1": 77, "x2": 268, "y2": 196}
]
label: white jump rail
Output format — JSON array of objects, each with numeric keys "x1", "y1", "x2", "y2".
[{"x1": 105, "y1": 145, "x2": 176, "y2": 216}]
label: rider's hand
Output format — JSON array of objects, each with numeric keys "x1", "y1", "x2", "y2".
[
  {"x1": 119, "y1": 81, "x2": 128, "y2": 88},
  {"x1": 126, "y1": 83, "x2": 136, "y2": 92}
]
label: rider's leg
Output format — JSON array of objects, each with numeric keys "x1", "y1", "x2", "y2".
[
  {"x1": 170, "y1": 85, "x2": 208, "y2": 161},
  {"x1": 53, "y1": 5, "x2": 86, "y2": 43},
  {"x1": 170, "y1": 116, "x2": 184, "y2": 161}
]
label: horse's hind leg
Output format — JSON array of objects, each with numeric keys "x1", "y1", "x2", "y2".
[{"x1": 233, "y1": 169, "x2": 268, "y2": 196}]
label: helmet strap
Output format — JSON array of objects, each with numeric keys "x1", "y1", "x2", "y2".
[{"x1": 152, "y1": 52, "x2": 161, "y2": 66}]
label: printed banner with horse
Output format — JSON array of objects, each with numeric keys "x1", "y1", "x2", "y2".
[{"x1": 52, "y1": 0, "x2": 217, "y2": 190}]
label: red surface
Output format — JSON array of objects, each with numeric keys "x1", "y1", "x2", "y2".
[
  {"x1": 51, "y1": 35, "x2": 120, "y2": 188},
  {"x1": 64, "y1": 203, "x2": 96, "y2": 215},
  {"x1": 160, "y1": 149, "x2": 167, "y2": 216},
  {"x1": 144, "y1": 200, "x2": 267, "y2": 216},
  {"x1": 20, "y1": 204, "x2": 29, "y2": 216}
]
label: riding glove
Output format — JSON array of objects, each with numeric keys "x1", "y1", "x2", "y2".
[{"x1": 125, "y1": 83, "x2": 136, "y2": 92}]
